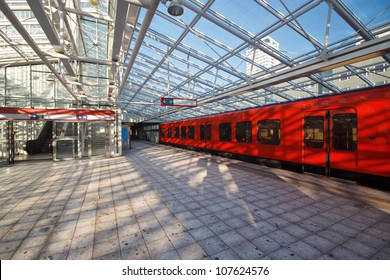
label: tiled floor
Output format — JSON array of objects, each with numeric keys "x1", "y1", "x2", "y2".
[{"x1": 0, "y1": 141, "x2": 389, "y2": 260}]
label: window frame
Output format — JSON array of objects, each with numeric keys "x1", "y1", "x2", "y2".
[
  {"x1": 332, "y1": 113, "x2": 357, "y2": 151},
  {"x1": 188, "y1": 125, "x2": 195, "y2": 139},
  {"x1": 200, "y1": 124, "x2": 211, "y2": 141},
  {"x1": 219, "y1": 122, "x2": 232, "y2": 142},
  {"x1": 235, "y1": 121, "x2": 252, "y2": 143},
  {"x1": 304, "y1": 116, "x2": 324, "y2": 149},
  {"x1": 181, "y1": 126, "x2": 187, "y2": 139},
  {"x1": 257, "y1": 119, "x2": 281, "y2": 146}
]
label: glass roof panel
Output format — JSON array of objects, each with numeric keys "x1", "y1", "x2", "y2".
[
  {"x1": 149, "y1": 14, "x2": 186, "y2": 42},
  {"x1": 192, "y1": 16, "x2": 244, "y2": 51},
  {"x1": 343, "y1": 0, "x2": 390, "y2": 28},
  {"x1": 210, "y1": 0, "x2": 278, "y2": 36},
  {"x1": 0, "y1": 0, "x2": 389, "y2": 122},
  {"x1": 262, "y1": 0, "x2": 313, "y2": 14}
]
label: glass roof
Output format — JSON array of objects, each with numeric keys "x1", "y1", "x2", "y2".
[{"x1": 0, "y1": 0, "x2": 389, "y2": 122}]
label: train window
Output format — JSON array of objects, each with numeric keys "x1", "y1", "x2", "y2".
[
  {"x1": 160, "y1": 128, "x2": 165, "y2": 138},
  {"x1": 188, "y1": 126, "x2": 195, "y2": 139},
  {"x1": 175, "y1": 127, "x2": 180, "y2": 138},
  {"x1": 219, "y1": 123, "x2": 232, "y2": 142},
  {"x1": 201, "y1": 124, "x2": 211, "y2": 141},
  {"x1": 304, "y1": 116, "x2": 324, "y2": 148},
  {"x1": 257, "y1": 119, "x2": 280, "y2": 145},
  {"x1": 168, "y1": 128, "x2": 172, "y2": 138},
  {"x1": 205, "y1": 124, "x2": 211, "y2": 141},
  {"x1": 236, "y1": 121, "x2": 252, "y2": 143},
  {"x1": 181, "y1": 126, "x2": 187, "y2": 138},
  {"x1": 332, "y1": 114, "x2": 357, "y2": 151}
]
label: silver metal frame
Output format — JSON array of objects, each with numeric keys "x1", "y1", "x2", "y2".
[{"x1": 0, "y1": 0, "x2": 389, "y2": 122}]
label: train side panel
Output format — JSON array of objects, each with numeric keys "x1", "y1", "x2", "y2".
[
  {"x1": 356, "y1": 88, "x2": 390, "y2": 178},
  {"x1": 159, "y1": 86, "x2": 390, "y2": 186}
]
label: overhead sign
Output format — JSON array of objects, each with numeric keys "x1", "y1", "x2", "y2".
[
  {"x1": 160, "y1": 97, "x2": 197, "y2": 107},
  {"x1": 76, "y1": 114, "x2": 88, "y2": 120},
  {"x1": 0, "y1": 108, "x2": 115, "y2": 122},
  {"x1": 30, "y1": 114, "x2": 45, "y2": 120}
]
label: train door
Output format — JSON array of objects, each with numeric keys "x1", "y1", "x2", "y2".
[
  {"x1": 303, "y1": 108, "x2": 357, "y2": 179},
  {"x1": 201, "y1": 123, "x2": 211, "y2": 150}
]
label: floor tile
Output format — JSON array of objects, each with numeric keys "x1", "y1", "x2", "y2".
[
  {"x1": 176, "y1": 243, "x2": 208, "y2": 260},
  {"x1": 232, "y1": 241, "x2": 267, "y2": 259},
  {"x1": 0, "y1": 141, "x2": 389, "y2": 261},
  {"x1": 198, "y1": 236, "x2": 229, "y2": 256},
  {"x1": 269, "y1": 248, "x2": 303, "y2": 260}
]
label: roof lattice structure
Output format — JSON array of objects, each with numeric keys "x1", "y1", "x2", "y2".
[{"x1": 0, "y1": 0, "x2": 389, "y2": 122}]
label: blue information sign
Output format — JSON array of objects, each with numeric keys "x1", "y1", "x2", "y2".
[
  {"x1": 161, "y1": 97, "x2": 174, "y2": 105},
  {"x1": 160, "y1": 97, "x2": 197, "y2": 107}
]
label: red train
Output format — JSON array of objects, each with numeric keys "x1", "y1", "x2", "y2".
[{"x1": 159, "y1": 85, "x2": 390, "y2": 188}]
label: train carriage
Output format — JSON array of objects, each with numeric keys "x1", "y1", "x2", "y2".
[{"x1": 159, "y1": 85, "x2": 390, "y2": 188}]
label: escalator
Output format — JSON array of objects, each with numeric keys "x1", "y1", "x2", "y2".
[{"x1": 25, "y1": 121, "x2": 52, "y2": 155}]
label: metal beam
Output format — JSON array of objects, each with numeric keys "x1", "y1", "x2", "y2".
[
  {"x1": 0, "y1": 58, "x2": 57, "y2": 67},
  {"x1": 141, "y1": 37, "x2": 234, "y2": 84},
  {"x1": 181, "y1": 0, "x2": 293, "y2": 67},
  {"x1": 255, "y1": 0, "x2": 323, "y2": 51},
  {"x1": 156, "y1": 9, "x2": 276, "y2": 75},
  {"x1": 173, "y1": 0, "x2": 329, "y2": 97},
  {"x1": 121, "y1": 8, "x2": 140, "y2": 60},
  {"x1": 123, "y1": 0, "x2": 216, "y2": 107},
  {"x1": 327, "y1": 0, "x2": 390, "y2": 64},
  {"x1": 133, "y1": 54, "x2": 222, "y2": 91},
  {"x1": 123, "y1": 0, "x2": 156, "y2": 10},
  {"x1": 26, "y1": 0, "x2": 85, "y2": 94},
  {"x1": 109, "y1": 2, "x2": 140, "y2": 92},
  {"x1": 112, "y1": 0, "x2": 130, "y2": 62},
  {"x1": 54, "y1": 0, "x2": 79, "y2": 56},
  {"x1": 0, "y1": 0, "x2": 79, "y2": 101},
  {"x1": 144, "y1": 33, "x2": 390, "y2": 121},
  {"x1": 27, "y1": 1, "x2": 62, "y2": 52},
  {"x1": 116, "y1": 0, "x2": 160, "y2": 102},
  {"x1": 344, "y1": 65, "x2": 374, "y2": 88},
  {"x1": 59, "y1": 6, "x2": 114, "y2": 22},
  {"x1": 144, "y1": 27, "x2": 245, "y2": 79},
  {"x1": 157, "y1": 12, "x2": 317, "y2": 98},
  {"x1": 200, "y1": 34, "x2": 390, "y2": 105},
  {"x1": 0, "y1": 29, "x2": 30, "y2": 61}
]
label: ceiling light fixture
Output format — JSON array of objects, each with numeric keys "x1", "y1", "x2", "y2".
[
  {"x1": 167, "y1": 0, "x2": 184, "y2": 16},
  {"x1": 88, "y1": 0, "x2": 101, "y2": 8}
]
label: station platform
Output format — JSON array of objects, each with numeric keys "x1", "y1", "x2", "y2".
[{"x1": 0, "y1": 141, "x2": 389, "y2": 260}]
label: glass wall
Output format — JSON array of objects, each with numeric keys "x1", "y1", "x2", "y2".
[
  {"x1": 55, "y1": 122, "x2": 78, "y2": 159},
  {"x1": 0, "y1": 120, "x2": 47, "y2": 164},
  {"x1": 91, "y1": 123, "x2": 107, "y2": 156}
]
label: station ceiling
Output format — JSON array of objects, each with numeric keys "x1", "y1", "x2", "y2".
[{"x1": 0, "y1": 0, "x2": 389, "y2": 123}]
